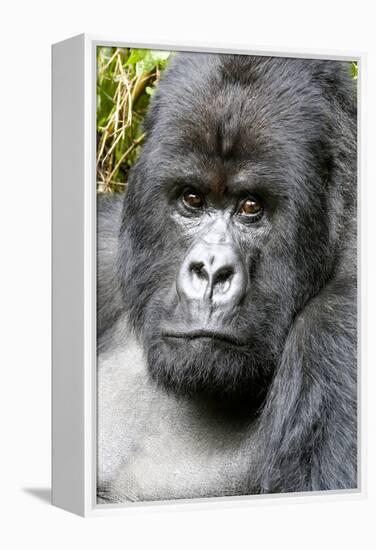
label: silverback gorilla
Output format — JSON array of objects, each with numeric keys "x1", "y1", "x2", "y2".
[{"x1": 97, "y1": 53, "x2": 357, "y2": 502}]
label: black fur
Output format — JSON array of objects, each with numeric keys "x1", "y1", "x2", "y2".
[{"x1": 98, "y1": 53, "x2": 357, "y2": 494}]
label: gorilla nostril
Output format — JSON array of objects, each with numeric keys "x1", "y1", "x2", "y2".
[
  {"x1": 190, "y1": 261, "x2": 207, "y2": 279},
  {"x1": 213, "y1": 266, "x2": 234, "y2": 286}
]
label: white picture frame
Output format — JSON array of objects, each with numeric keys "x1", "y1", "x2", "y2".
[{"x1": 52, "y1": 34, "x2": 365, "y2": 517}]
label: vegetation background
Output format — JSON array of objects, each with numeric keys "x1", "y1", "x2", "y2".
[
  {"x1": 97, "y1": 47, "x2": 174, "y2": 193},
  {"x1": 96, "y1": 48, "x2": 358, "y2": 194}
]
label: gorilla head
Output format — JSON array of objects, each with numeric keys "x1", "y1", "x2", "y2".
[{"x1": 117, "y1": 54, "x2": 356, "y2": 407}]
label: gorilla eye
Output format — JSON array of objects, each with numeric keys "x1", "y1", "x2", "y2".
[
  {"x1": 238, "y1": 197, "x2": 263, "y2": 218},
  {"x1": 182, "y1": 190, "x2": 204, "y2": 209}
]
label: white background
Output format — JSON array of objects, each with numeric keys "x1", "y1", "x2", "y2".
[{"x1": 1, "y1": 1, "x2": 375, "y2": 548}]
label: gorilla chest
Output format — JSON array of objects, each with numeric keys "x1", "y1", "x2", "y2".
[{"x1": 97, "y1": 337, "x2": 258, "y2": 502}]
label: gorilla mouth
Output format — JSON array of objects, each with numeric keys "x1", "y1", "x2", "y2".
[{"x1": 162, "y1": 330, "x2": 246, "y2": 347}]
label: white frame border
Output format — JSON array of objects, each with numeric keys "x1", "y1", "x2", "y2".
[{"x1": 52, "y1": 33, "x2": 366, "y2": 517}]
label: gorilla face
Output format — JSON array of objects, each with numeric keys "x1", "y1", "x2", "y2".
[{"x1": 118, "y1": 54, "x2": 350, "y2": 403}]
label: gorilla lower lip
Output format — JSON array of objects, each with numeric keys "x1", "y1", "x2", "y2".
[{"x1": 162, "y1": 330, "x2": 246, "y2": 347}]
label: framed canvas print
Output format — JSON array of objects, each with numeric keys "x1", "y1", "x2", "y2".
[{"x1": 52, "y1": 34, "x2": 362, "y2": 517}]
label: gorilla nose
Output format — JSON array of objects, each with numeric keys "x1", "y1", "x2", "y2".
[{"x1": 177, "y1": 242, "x2": 247, "y2": 307}]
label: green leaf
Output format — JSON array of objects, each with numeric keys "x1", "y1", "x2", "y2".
[
  {"x1": 99, "y1": 47, "x2": 115, "y2": 62},
  {"x1": 150, "y1": 50, "x2": 171, "y2": 62},
  {"x1": 135, "y1": 60, "x2": 145, "y2": 77},
  {"x1": 125, "y1": 48, "x2": 147, "y2": 67},
  {"x1": 136, "y1": 51, "x2": 159, "y2": 76},
  {"x1": 350, "y1": 61, "x2": 358, "y2": 80}
]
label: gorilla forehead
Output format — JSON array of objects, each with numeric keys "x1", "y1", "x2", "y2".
[
  {"x1": 140, "y1": 54, "x2": 333, "y2": 207},
  {"x1": 146, "y1": 53, "x2": 331, "y2": 162}
]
